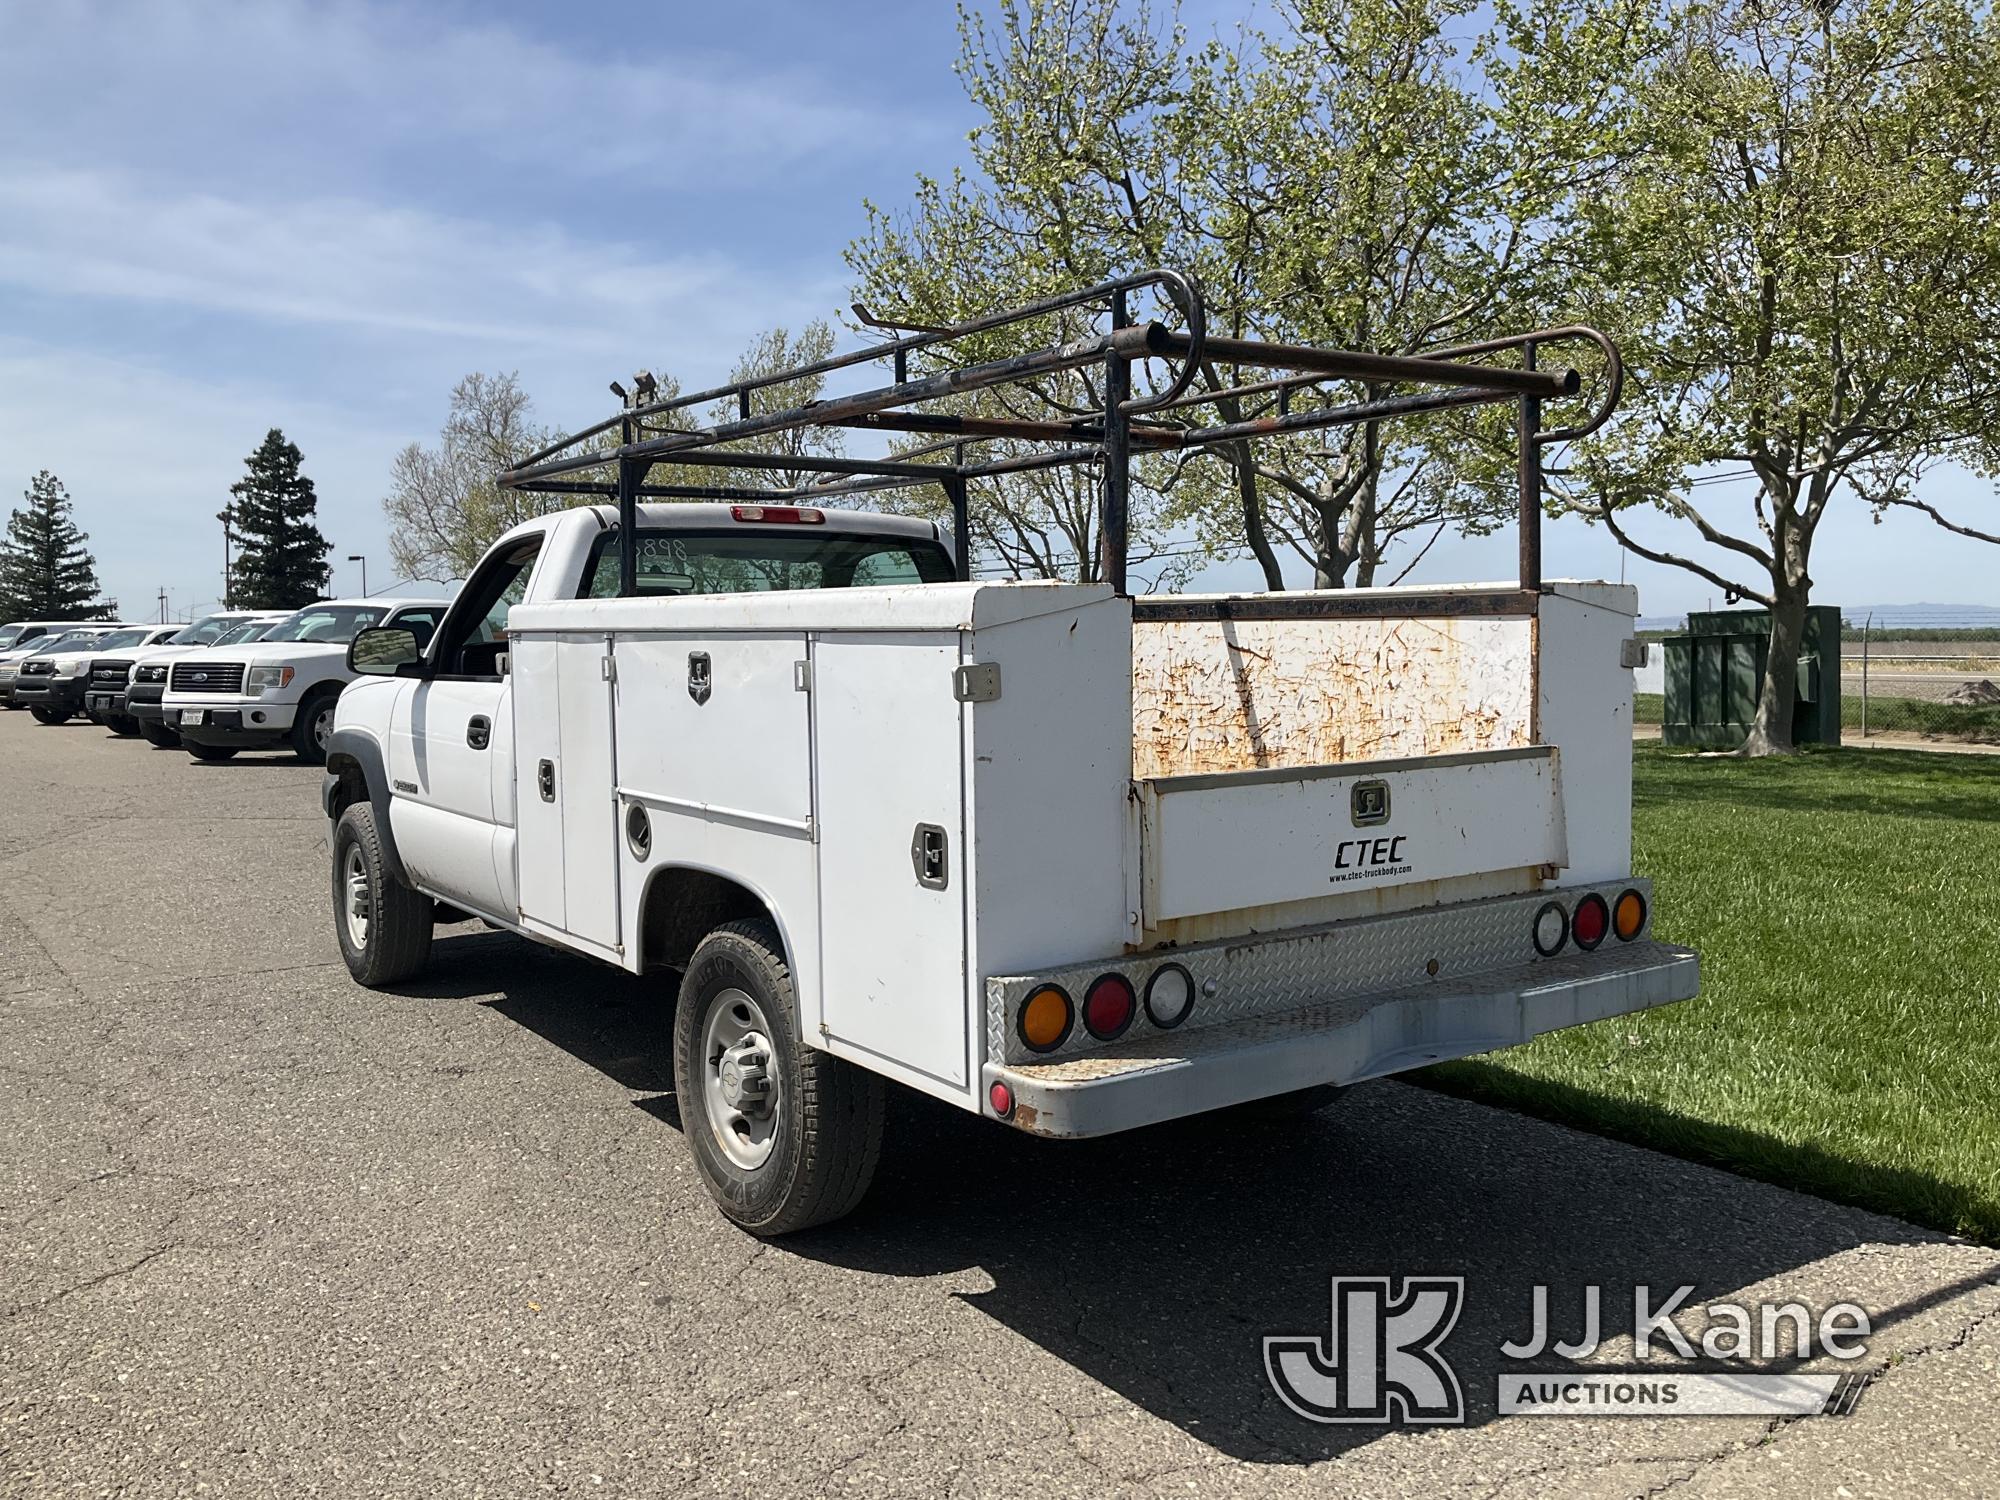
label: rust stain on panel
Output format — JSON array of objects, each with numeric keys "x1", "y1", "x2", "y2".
[{"x1": 1132, "y1": 616, "x2": 1534, "y2": 779}]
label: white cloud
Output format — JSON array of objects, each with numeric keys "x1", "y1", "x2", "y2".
[
  {"x1": 0, "y1": 0, "x2": 921, "y2": 192},
  {"x1": 0, "y1": 165, "x2": 775, "y2": 350}
]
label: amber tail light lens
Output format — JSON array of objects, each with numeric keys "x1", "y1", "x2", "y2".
[{"x1": 1613, "y1": 889, "x2": 1648, "y2": 941}]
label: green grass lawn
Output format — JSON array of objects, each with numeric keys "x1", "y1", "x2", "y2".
[{"x1": 1423, "y1": 744, "x2": 2000, "y2": 1242}]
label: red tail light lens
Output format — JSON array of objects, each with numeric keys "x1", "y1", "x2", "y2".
[
  {"x1": 1571, "y1": 893, "x2": 1610, "y2": 951},
  {"x1": 988, "y1": 1080, "x2": 1015, "y2": 1117},
  {"x1": 731, "y1": 505, "x2": 825, "y2": 524},
  {"x1": 1083, "y1": 974, "x2": 1136, "y2": 1041}
]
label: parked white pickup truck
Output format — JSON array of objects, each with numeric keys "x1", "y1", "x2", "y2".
[
  {"x1": 323, "y1": 274, "x2": 1699, "y2": 1235},
  {"x1": 163, "y1": 597, "x2": 450, "y2": 763}
]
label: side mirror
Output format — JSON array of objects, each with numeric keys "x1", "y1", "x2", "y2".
[{"x1": 348, "y1": 626, "x2": 425, "y2": 678}]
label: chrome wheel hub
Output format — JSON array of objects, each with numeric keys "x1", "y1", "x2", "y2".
[
  {"x1": 342, "y1": 844, "x2": 371, "y2": 949},
  {"x1": 701, "y1": 987, "x2": 780, "y2": 1170}
]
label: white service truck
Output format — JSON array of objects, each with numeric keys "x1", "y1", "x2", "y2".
[{"x1": 322, "y1": 274, "x2": 1699, "y2": 1234}]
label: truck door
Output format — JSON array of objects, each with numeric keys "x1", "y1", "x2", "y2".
[{"x1": 389, "y1": 537, "x2": 542, "y2": 922}]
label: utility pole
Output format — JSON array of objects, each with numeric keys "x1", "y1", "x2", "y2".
[
  {"x1": 217, "y1": 507, "x2": 234, "y2": 609},
  {"x1": 157, "y1": 587, "x2": 168, "y2": 623},
  {"x1": 347, "y1": 554, "x2": 369, "y2": 597}
]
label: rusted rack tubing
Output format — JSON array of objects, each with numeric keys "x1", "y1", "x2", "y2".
[
  {"x1": 1112, "y1": 325, "x2": 1580, "y2": 402},
  {"x1": 511, "y1": 267, "x2": 1207, "y2": 472}
]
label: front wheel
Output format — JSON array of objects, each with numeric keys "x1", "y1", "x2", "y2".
[
  {"x1": 139, "y1": 720, "x2": 180, "y2": 748},
  {"x1": 106, "y1": 715, "x2": 140, "y2": 737},
  {"x1": 29, "y1": 706, "x2": 69, "y2": 725},
  {"x1": 291, "y1": 690, "x2": 339, "y2": 765},
  {"x1": 331, "y1": 803, "x2": 432, "y2": 986},
  {"x1": 674, "y1": 920, "x2": 884, "y2": 1235},
  {"x1": 184, "y1": 741, "x2": 238, "y2": 761}
]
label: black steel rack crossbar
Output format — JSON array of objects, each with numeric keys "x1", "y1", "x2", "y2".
[{"x1": 496, "y1": 269, "x2": 1621, "y2": 612}]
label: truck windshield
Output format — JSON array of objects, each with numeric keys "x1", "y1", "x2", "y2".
[
  {"x1": 31, "y1": 632, "x2": 94, "y2": 655},
  {"x1": 581, "y1": 529, "x2": 955, "y2": 598},
  {"x1": 91, "y1": 630, "x2": 151, "y2": 650},
  {"x1": 0, "y1": 627, "x2": 22, "y2": 650},
  {"x1": 260, "y1": 606, "x2": 385, "y2": 644},
  {"x1": 173, "y1": 615, "x2": 246, "y2": 647}
]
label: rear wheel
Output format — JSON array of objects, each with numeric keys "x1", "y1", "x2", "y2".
[
  {"x1": 674, "y1": 920, "x2": 884, "y2": 1235},
  {"x1": 139, "y1": 720, "x2": 180, "y2": 748},
  {"x1": 29, "y1": 706, "x2": 69, "y2": 725},
  {"x1": 331, "y1": 803, "x2": 432, "y2": 986},
  {"x1": 292, "y1": 689, "x2": 339, "y2": 765},
  {"x1": 184, "y1": 741, "x2": 238, "y2": 761}
]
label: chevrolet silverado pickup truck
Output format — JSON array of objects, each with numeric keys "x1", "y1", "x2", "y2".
[
  {"x1": 322, "y1": 273, "x2": 1699, "y2": 1236},
  {"x1": 163, "y1": 597, "x2": 449, "y2": 763}
]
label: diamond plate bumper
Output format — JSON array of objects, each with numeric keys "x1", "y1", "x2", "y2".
[{"x1": 985, "y1": 937, "x2": 1698, "y2": 1139}]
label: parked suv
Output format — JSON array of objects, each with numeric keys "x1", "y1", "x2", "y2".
[
  {"x1": 117, "y1": 611, "x2": 294, "y2": 748},
  {"x1": 16, "y1": 625, "x2": 183, "y2": 726},
  {"x1": 166, "y1": 597, "x2": 450, "y2": 764}
]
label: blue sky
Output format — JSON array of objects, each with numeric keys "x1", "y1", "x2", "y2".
[{"x1": 0, "y1": 0, "x2": 1991, "y2": 620}]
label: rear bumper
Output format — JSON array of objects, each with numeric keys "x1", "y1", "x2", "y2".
[{"x1": 992, "y1": 941, "x2": 1697, "y2": 1138}]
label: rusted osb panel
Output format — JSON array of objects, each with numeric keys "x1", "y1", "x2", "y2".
[{"x1": 1131, "y1": 616, "x2": 1534, "y2": 779}]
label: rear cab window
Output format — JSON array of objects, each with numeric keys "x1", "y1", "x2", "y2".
[{"x1": 578, "y1": 528, "x2": 955, "y2": 599}]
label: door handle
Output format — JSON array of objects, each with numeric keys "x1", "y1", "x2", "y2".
[
  {"x1": 467, "y1": 715, "x2": 491, "y2": 750},
  {"x1": 537, "y1": 759, "x2": 555, "y2": 802}
]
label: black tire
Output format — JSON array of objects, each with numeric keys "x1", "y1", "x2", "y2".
[
  {"x1": 29, "y1": 706, "x2": 69, "y2": 726},
  {"x1": 139, "y1": 720, "x2": 180, "y2": 748},
  {"x1": 1223, "y1": 1083, "x2": 1351, "y2": 1123},
  {"x1": 291, "y1": 689, "x2": 339, "y2": 765},
  {"x1": 184, "y1": 741, "x2": 238, "y2": 761},
  {"x1": 106, "y1": 715, "x2": 140, "y2": 737},
  {"x1": 674, "y1": 920, "x2": 885, "y2": 1236},
  {"x1": 331, "y1": 803, "x2": 432, "y2": 987}
]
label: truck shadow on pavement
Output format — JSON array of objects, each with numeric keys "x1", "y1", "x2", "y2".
[{"x1": 413, "y1": 928, "x2": 1964, "y2": 1465}]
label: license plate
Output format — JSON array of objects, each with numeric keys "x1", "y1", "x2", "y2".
[{"x1": 181, "y1": 709, "x2": 205, "y2": 726}]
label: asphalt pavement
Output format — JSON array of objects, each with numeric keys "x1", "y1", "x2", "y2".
[{"x1": 3, "y1": 707, "x2": 1996, "y2": 1498}]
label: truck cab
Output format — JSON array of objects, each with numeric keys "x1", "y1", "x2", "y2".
[{"x1": 163, "y1": 598, "x2": 450, "y2": 763}]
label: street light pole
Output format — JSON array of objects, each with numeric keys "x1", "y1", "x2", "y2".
[{"x1": 347, "y1": 554, "x2": 369, "y2": 597}]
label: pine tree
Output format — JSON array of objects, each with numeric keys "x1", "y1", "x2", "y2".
[
  {"x1": 228, "y1": 429, "x2": 331, "y2": 609},
  {"x1": 0, "y1": 471, "x2": 110, "y2": 619}
]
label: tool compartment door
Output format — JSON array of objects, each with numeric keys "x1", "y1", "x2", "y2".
[
  {"x1": 512, "y1": 632, "x2": 620, "y2": 952},
  {"x1": 812, "y1": 633, "x2": 968, "y2": 1091}
]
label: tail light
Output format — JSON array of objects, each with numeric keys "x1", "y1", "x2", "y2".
[
  {"x1": 1532, "y1": 901, "x2": 1569, "y2": 957},
  {"x1": 1613, "y1": 889, "x2": 1647, "y2": 941},
  {"x1": 1083, "y1": 974, "x2": 1136, "y2": 1041},
  {"x1": 1571, "y1": 893, "x2": 1610, "y2": 951},
  {"x1": 1144, "y1": 963, "x2": 1195, "y2": 1029},
  {"x1": 1017, "y1": 984, "x2": 1073, "y2": 1053},
  {"x1": 988, "y1": 1080, "x2": 1015, "y2": 1117},
  {"x1": 731, "y1": 505, "x2": 824, "y2": 525}
]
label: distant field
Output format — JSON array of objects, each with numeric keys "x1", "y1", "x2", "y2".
[{"x1": 1424, "y1": 745, "x2": 2000, "y2": 1243}]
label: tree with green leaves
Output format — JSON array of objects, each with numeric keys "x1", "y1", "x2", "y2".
[
  {"x1": 847, "y1": 0, "x2": 1531, "y2": 587},
  {"x1": 228, "y1": 429, "x2": 332, "y2": 610},
  {"x1": 0, "y1": 471, "x2": 110, "y2": 619},
  {"x1": 1532, "y1": 0, "x2": 2000, "y2": 754}
]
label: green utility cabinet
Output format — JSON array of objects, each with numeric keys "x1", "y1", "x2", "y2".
[{"x1": 1661, "y1": 607, "x2": 1842, "y2": 748}]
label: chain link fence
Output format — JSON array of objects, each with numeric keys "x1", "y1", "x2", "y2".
[{"x1": 1845, "y1": 627, "x2": 2000, "y2": 744}]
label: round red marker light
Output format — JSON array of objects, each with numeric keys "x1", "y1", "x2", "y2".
[
  {"x1": 1571, "y1": 892, "x2": 1610, "y2": 951},
  {"x1": 1083, "y1": 973, "x2": 1136, "y2": 1041},
  {"x1": 989, "y1": 1080, "x2": 1014, "y2": 1117}
]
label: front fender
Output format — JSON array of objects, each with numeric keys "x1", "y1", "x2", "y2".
[{"x1": 324, "y1": 726, "x2": 410, "y2": 888}]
